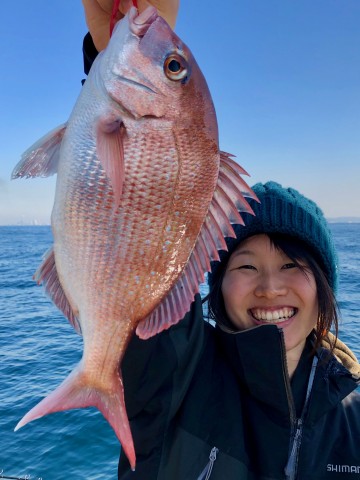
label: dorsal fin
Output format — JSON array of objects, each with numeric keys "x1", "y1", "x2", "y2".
[{"x1": 136, "y1": 153, "x2": 258, "y2": 340}]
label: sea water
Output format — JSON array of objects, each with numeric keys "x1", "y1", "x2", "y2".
[{"x1": 0, "y1": 224, "x2": 359, "y2": 479}]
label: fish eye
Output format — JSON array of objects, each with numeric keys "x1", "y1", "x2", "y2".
[
  {"x1": 169, "y1": 59, "x2": 181, "y2": 72},
  {"x1": 164, "y1": 54, "x2": 188, "y2": 81}
]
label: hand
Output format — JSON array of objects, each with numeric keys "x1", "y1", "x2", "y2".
[{"x1": 82, "y1": 0, "x2": 180, "y2": 51}]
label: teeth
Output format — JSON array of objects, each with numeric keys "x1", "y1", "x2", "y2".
[{"x1": 251, "y1": 308, "x2": 295, "y2": 323}]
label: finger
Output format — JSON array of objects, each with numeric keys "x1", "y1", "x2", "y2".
[
  {"x1": 139, "y1": 0, "x2": 180, "y2": 29},
  {"x1": 83, "y1": 0, "x2": 116, "y2": 15},
  {"x1": 118, "y1": 0, "x2": 133, "y2": 16},
  {"x1": 82, "y1": 0, "x2": 123, "y2": 50}
]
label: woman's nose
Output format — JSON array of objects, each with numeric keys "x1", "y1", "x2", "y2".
[{"x1": 254, "y1": 272, "x2": 288, "y2": 298}]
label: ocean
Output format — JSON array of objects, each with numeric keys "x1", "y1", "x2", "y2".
[{"x1": 0, "y1": 224, "x2": 359, "y2": 479}]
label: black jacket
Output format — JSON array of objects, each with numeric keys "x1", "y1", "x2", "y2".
[{"x1": 119, "y1": 294, "x2": 360, "y2": 480}]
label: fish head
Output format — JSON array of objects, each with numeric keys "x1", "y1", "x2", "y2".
[{"x1": 99, "y1": 6, "x2": 218, "y2": 142}]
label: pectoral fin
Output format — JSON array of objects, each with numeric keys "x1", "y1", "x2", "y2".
[{"x1": 96, "y1": 121, "x2": 126, "y2": 208}]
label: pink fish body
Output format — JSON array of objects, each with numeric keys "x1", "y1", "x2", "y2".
[{"x1": 12, "y1": 7, "x2": 256, "y2": 470}]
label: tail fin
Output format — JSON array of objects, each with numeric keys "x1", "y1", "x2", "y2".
[{"x1": 15, "y1": 364, "x2": 136, "y2": 470}]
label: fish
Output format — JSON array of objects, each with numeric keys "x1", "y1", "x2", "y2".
[{"x1": 11, "y1": 6, "x2": 257, "y2": 471}]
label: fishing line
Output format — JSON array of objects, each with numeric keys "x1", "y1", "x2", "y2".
[
  {"x1": 0, "y1": 471, "x2": 42, "y2": 480},
  {"x1": 110, "y1": 0, "x2": 139, "y2": 36},
  {"x1": 110, "y1": 0, "x2": 121, "y2": 36}
]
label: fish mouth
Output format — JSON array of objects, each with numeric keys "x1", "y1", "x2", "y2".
[
  {"x1": 250, "y1": 307, "x2": 297, "y2": 324},
  {"x1": 129, "y1": 5, "x2": 159, "y2": 38}
]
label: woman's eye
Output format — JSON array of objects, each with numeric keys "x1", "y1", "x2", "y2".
[
  {"x1": 238, "y1": 264, "x2": 256, "y2": 270},
  {"x1": 282, "y1": 263, "x2": 297, "y2": 270}
]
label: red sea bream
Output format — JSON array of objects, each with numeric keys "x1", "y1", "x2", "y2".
[{"x1": 12, "y1": 6, "x2": 257, "y2": 470}]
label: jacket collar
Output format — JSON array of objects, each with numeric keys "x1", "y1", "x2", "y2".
[
  {"x1": 215, "y1": 323, "x2": 359, "y2": 424},
  {"x1": 216, "y1": 323, "x2": 296, "y2": 424},
  {"x1": 306, "y1": 346, "x2": 359, "y2": 423}
]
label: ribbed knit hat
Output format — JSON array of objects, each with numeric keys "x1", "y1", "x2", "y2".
[{"x1": 209, "y1": 181, "x2": 338, "y2": 291}]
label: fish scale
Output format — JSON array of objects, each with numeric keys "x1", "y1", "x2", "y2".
[{"x1": 12, "y1": 6, "x2": 257, "y2": 472}]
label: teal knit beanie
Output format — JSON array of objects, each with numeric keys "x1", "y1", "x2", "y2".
[{"x1": 209, "y1": 181, "x2": 338, "y2": 291}]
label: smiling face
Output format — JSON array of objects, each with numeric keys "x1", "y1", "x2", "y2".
[{"x1": 221, "y1": 234, "x2": 319, "y2": 374}]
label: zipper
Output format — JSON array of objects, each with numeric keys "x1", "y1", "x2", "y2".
[
  {"x1": 278, "y1": 330, "x2": 297, "y2": 424},
  {"x1": 277, "y1": 329, "x2": 297, "y2": 479},
  {"x1": 284, "y1": 418, "x2": 303, "y2": 480},
  {"x1": 284, "y1": 354, "x2": 318, "y2": 480},
  {"x1": 196, "y1": 447, "x2": 219, "y2": 480}
]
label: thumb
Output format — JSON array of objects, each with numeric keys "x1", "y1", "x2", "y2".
[{"x1": 137, "y1": 0, "x2": 179, "y2": 29}]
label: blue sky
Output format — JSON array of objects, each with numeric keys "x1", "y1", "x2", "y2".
[{"x1": 1, "y1": 0, "x2": 359, "y2": 224}]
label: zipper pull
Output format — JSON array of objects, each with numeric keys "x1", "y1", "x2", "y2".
[
  {"x1": 284, "y1": 419, "x2": 302, "y2": 479},
  {"x1": 197, "y1": 447, "x2": 219, "y2": 480}
]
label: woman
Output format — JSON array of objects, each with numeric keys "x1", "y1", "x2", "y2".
[
  {"x1": 115, "y1": 182, "x2": 360, "y2": 479},
  {"x1": 81, "y1": 5, "x2": 360, "y2": 479}
]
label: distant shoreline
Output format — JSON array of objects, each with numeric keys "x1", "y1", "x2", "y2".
[
  {"x1": 327, "y1": 218, "x2": 360, "y2": 224},
  {"x1": 1, "y1": 219, "x2": 360, "y2": 227},
  {"x1": 0, "y1": 224, "x2": 51, "y2": 227}
]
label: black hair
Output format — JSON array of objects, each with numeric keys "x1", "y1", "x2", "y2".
[{"x1": 206, "y1": 233, "x2": 339, "y2": 352}]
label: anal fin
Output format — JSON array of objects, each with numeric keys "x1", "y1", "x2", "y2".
[{"x1": 34, "y1": 247, "x2": 81, "y2": 334}]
